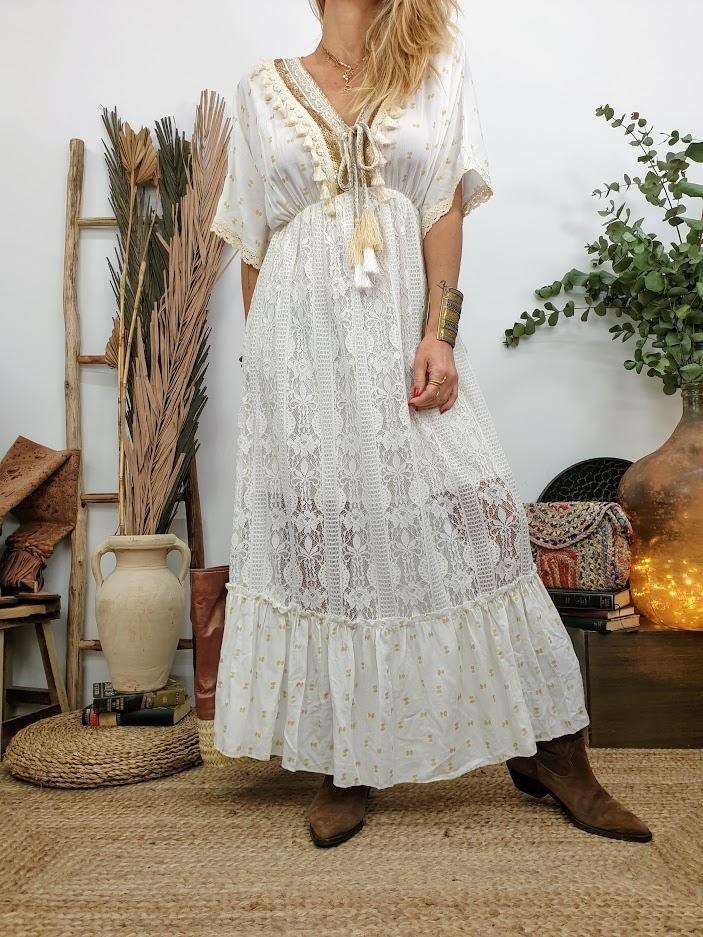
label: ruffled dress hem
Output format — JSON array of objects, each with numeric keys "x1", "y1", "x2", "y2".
[
  {"x1": 214, "y1": 715, "x2": 591, "y2": 790},
  {"x1": 213, "y1": 568, "x2": 590, "y2": 789}
]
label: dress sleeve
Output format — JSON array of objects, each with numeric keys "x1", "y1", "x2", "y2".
[
  {"x1": 420, "y1": 32, "x2": 493, "y2": 239},
  {"x1": 210, "y1": 72, "x2": 270, "y2": 269}
]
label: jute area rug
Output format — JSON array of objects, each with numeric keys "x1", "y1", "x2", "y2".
[{"x1": 1, "y1": 749, "x2": 700, "y2": 937}]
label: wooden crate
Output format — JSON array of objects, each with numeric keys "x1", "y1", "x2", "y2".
[{"x1": 566, "y1": 625, "x2": 703, "y2": 749}]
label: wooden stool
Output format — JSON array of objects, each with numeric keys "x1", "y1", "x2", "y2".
[{"x1": 0, "y1": 594, "x2": 69, "y2": 755}]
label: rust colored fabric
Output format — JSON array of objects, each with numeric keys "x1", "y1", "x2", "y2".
[
  {"x1": 0, "y1": 436, "x2": 67, "y2": 525},
  {"x1": 189, "y1": 565, "x2": 229, "y2": 720},
  {"x1": 0, "y1": 436, "x2": 80, "y2": 592}
]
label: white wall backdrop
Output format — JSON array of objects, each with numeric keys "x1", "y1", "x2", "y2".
[{"x1": 1, "y1": 0, "x2": 698, "y2": 704}]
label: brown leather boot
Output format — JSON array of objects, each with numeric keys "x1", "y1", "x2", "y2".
[
  {"x1": 189, "y1": 566, "x2": 230, "y2": 764},
  {"x1": 189, "y1": 565, "x2": 229, "y2": 721},
  {"x1": 307, "y1": 775, "x2": 371, "y2": 848},
  {"x1": 506, "y1": 727, "x2": 652, "y2": 842}
]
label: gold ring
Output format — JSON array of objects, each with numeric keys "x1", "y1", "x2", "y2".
[{"x1": 428, "y1": 375, "x2": 447, "y2": 387}]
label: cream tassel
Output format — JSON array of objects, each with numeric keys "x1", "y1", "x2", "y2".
[
  {"x1": 347, "y1": 203, "x2": 382, "y2": 270},
  {"x1": 354, "y1": 262, "x2": 372, "y2": 289},
  {"x1": 347, "y1": 219, "x2": 364, "y2": 268},
  {"x1": 363, "y1": 245, "x2": 379, "y2": 274},
  {"x1": 337, "y1": 120, "x2": 387, "y2": 286},
  {"x1": 358, "y1": 203, "x2": 382, "y2": 251}
]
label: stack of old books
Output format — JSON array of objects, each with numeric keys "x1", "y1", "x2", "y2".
[
  {"x1": 81, "y1": 673, "x2": 191, "y2": 727},
  {"x1": 548, "y1": 586, "x2": 640, "y2": 634}
]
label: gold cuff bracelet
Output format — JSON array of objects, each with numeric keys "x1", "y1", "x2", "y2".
[
  {"x1": 436, "y1": 280, "x2": 463, "y2": 347},
  {"x1": 422, "y1": 280, "x2": 463, "y2": 347}
]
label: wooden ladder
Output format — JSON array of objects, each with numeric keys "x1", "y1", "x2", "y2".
[{"x1": 62, "y1": 138, "x2": 204, "y2": 710}]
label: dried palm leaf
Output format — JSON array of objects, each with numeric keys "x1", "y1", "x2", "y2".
[
  {"x1": 119, "y1": 123, "x2": 159, "y2": 187},
  {"x1": 103, "y1": 111, "x2": 192, "y2": 369},
  {"x1": 103, "y1": 106, "x2": 194, "y2": 530},
  {"x1": 101, "y1": 111, "x2": 159, "y2": 529},
  {"x1": 104, "y1": 316, "x2": 119, "y2": 369},
  {"x1": 122, "y1": 90, "x2": 230, "y2": 534},
  {"x1": 101, "y1": 109, "x2": 157, "y2": 372},
  {"x1": 135, "y1": 120, "x2": 191, "y2": 375},
  {"x1": 154, "y1": 118, "x2": 191, "y2": 243}
]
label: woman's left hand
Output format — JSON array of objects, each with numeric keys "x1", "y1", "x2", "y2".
[{"x1": 408, "y1": 336, "x2": 458, "y2": 414}]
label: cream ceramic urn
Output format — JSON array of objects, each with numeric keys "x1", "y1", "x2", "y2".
[{"x1": 91, "y1": 533, "x2": 191, "y2": 692}]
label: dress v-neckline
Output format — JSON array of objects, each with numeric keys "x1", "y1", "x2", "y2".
[{"x1": 287, "y1": 56, "x2": 375, "y2": 134}]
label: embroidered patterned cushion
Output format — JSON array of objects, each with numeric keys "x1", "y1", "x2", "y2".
[{"x1": 524, "y1": 501, "x2": 634, "y2": 590}]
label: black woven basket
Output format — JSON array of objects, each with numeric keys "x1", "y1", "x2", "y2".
[{"x1": 537, "y1": 457, "x2": 632, "y2": 504}]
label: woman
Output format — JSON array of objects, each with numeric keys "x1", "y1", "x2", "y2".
[{"x1": 210, "y1": 0, "x2": 651, "y2": 848}]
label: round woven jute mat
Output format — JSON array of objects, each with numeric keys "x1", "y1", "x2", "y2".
[
  {"x1": 2, "y1": 709, "x2": 202, "y2": 788},
  {"x1": 1, "y1": 748, "x2": 701, "y2": 936}
]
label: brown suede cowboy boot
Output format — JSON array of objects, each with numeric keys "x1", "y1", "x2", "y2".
[
  {"x1": 506, "y1": 727, "x2": 652, "y2": 842},
  {"x1": 307, "y1": 774, "x2": 371, "y2": 848}
]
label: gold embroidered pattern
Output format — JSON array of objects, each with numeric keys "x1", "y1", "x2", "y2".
[
  {"x1": 274, "y1": 58, "x2": 381, "y2": 191},
  {"x1": 274, "y1": 58, "x2": 342, "y2": 192}
]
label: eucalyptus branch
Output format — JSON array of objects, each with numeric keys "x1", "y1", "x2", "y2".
[
  {"x1": 631, "y1": 121, "x2": 681, "y2": 238},
  {"x1": 504, "y1": 105, "x2": 703, "y2": 395}
]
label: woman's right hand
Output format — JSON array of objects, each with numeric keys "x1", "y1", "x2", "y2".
[{"x1": 408, "y1": 335, "x2": 459, "y2": 414}]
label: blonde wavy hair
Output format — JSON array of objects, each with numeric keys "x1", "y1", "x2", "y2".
[{"x1": 308, "y1": 0, "x2": 460, "y2": 115}]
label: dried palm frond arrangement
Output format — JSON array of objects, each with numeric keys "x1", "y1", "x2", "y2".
[{"x1": 101, "y1": 91, "x2": 230, "y2": 535}]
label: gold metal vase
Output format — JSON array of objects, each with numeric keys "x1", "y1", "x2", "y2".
[{"x1": 618, "y1": 382, "x2": 703, "y2": 630}]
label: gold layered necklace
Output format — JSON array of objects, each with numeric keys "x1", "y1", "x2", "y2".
[{"x1": 320, "y1": 41, "x2": 367, "y2": 92}]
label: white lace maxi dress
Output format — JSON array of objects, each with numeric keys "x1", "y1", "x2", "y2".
[{"x1": 209, "y1": 32, "x2": 589, "y2": 789}]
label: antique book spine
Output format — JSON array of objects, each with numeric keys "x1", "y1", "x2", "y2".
[
  {"x1": 548, "y1": 588, "x2": 630, "y2": 611},
  {"x1": 83, "y1": 702, "x2": 191, "y2": 727},
  {"x1": 560, "y1": 614, "x2": 640, "y2": 634},
  {"x1": 91, "y1": 687, "x2": 187, "y2": 713}
]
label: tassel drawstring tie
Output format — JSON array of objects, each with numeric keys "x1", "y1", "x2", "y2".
[{"x1": 337, "y1": 121, "x2": 384, "y2": 289}]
